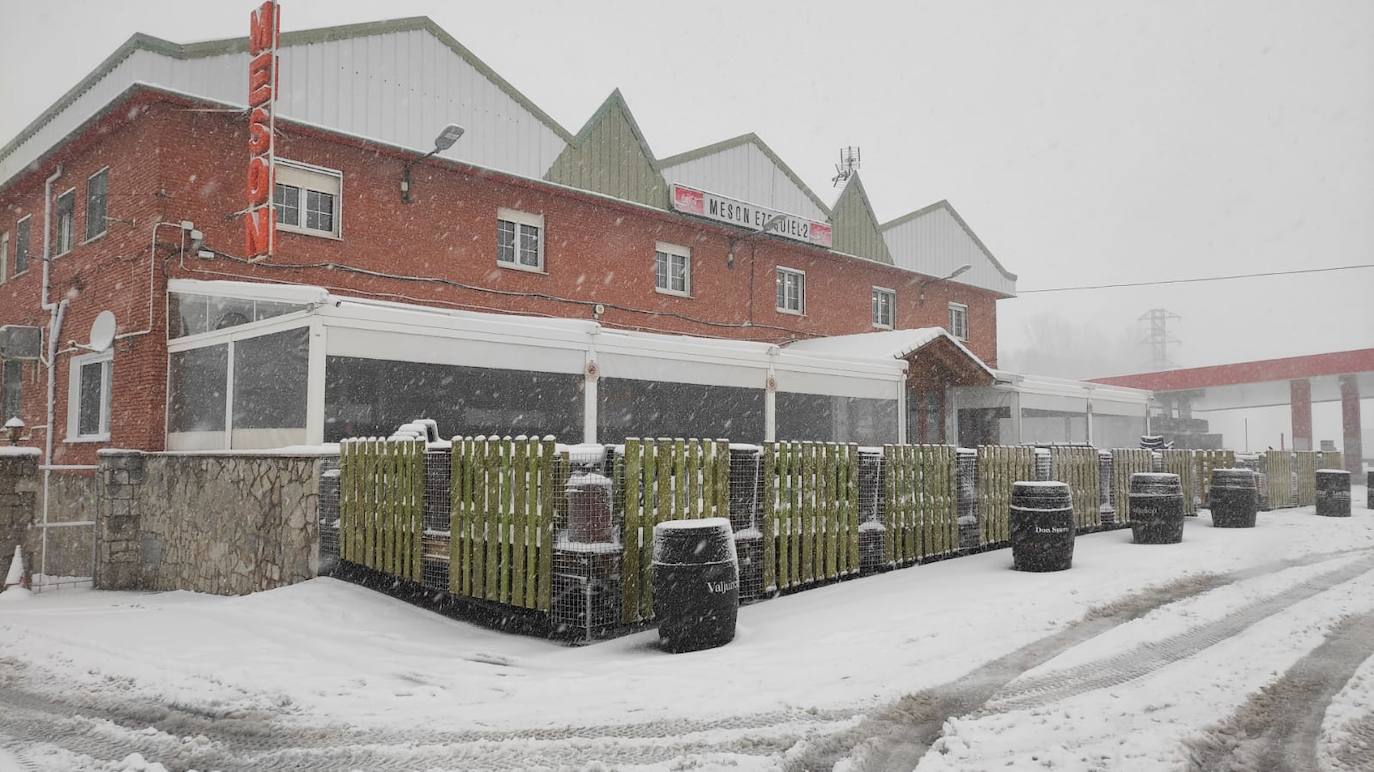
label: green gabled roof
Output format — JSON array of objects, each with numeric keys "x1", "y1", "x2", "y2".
[
  {"x1": 829, "y1": 173, "x2": 893, "y2": 265},
  {"x1": 658, "y1": 133, "x2": 832, "y2": 218},
  {"x1": 544, "y1": 89, "x2": 668, "y2": 209},
  {"x1": 0, "y1": 16, "x2": 574, "y2": 168},
  {"x1": 881, "y1": 199, "x2": 1018, "y2": 281}
]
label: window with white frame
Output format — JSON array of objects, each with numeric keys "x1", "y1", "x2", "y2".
[
  {"x1": 55, "y1": 189, "x2": 75, "y2": 256},
  {"x1": 85, "y1": 168, "x2": 108, "y2": 241},
  {"x1": 496, "y1": 208, "x2": 543, "y2": 270},
  {"x1": 872, "y1": 287, "x2": 895, "y2": 329},
  {"x1": 654, "y1": 242, "x2": 691, "y2": 296},
  {"x1": 776, "y1": 267, "x2": 805, "y2": 314},
  {"x1": 948, "y1": 302, "x2": 969, "y2": 340},
  {"x1": 3, "y1": 360, "x2": 20, "y2": 419},
  {"x1": 68, "y1": 351, "x2": 112, "y2": 441},
  {"x1": 274, "y1": 160, "x2": 342, "y2": 237}
]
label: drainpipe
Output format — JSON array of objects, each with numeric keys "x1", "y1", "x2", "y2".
[{"x1": 39, "y1": 164, "x2": 65, "y2": 585}]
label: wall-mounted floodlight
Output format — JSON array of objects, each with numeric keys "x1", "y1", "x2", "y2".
[
  {"x1": 918, "y1": 263, "x2": 973, "y2": 302},
  {"x1": 402, "y1": 124, "x2": 466, "y2": 203}
]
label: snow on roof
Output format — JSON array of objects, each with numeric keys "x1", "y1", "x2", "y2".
[{"x1": 784, "y1": 328, "x2": 992, "y2": 375}]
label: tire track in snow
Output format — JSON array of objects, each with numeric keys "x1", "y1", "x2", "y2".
[
  {"x1": 791, "y1": 547, "x2": 1373, "y2": 772},
  {"x1": 985, "y1": 554, "x2": 1374, "y2": 714},
  {"x1": 1183, "y1": 612, "x2": 1374, "y2": 772}
]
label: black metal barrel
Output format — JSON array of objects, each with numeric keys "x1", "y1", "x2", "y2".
[
  {"x1": 1368, "y1": 471, "x2": 1373, "y2": 511},
  {"x1": 1209, "y1": 469, "x2": 1258, "y2": 528},
  {"x1": 1010, "y1": 481, "x2": 1075, "y2": 572},
  {"x1": 1129, "y1": 473, "x2": 1184, "y2": 544},
  {"x1": 1316, "y1": 469, "x2": 1351, "y2": 518},
  {"x1": 653, "y1": 518, "x2": 739, "y2": 653}
]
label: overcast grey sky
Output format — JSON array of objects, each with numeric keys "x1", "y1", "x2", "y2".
[{"x1": 3, "y1": 0, "x2": 1372, "y2": 382}]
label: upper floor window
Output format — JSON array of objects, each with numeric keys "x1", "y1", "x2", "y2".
[
  {"x1": 654, "y1": 242, "x2": 691, "y2": 296},
  {"x1": 776, "y1": 267, "x2": 805, "y2": 315},
  {"x1": 85, "y1": 168, "x2": 108, "y2": 241},
  {"x1": 948, "y1": 302, "x2": 969, "y2": 341},
  {"x1": 2, "y1": 360, "x2": 20, "y2": 420},
  {"x1": 0, "y1": 232, "x2": 8, "y2": 284},
  {"x1": 68, "y1": 351, "x2": 112, "y2": 441},
  {"x1": 54, "y1": 189, "x2": 75, "y2": 256},
  {"x1": 497, "y1": 208, "x2": 543, "y2": 271},
  {"x1": 872, "y1": 287, "x2": 895, "y2": 329},
  {"x1": 274, "y1": 160, "x2": 342, "y2": 238},
  {"x1": 13, "y1": 216, "x2": 30, "y2": 276}
]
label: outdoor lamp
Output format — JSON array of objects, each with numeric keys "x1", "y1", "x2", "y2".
[
  {"x1": 402, "y1": 124, "x2": 465, "y2": 203},
  {"x1": 4, "y1": 417, "x2": 23, "y2": 446},
  {"x1": 918, "y1": 263, "x2": 972, "y2": 302}
]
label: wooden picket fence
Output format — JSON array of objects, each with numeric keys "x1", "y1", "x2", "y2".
[
  {"x1": 884, "y1": 445, "x2": 958, "y2": 565},
  {"x1": 1196, "y1": 449, "x2": 1237, "y2": 508},
  {"x1": 1160, "y1": 449, "x2": 1198, "y2": 515},
  {"x1": 1295, "y1": 451, "x2": 1319, "y2": 506},
  {"x1": 1049, "y1": 447, "x2": 1101, "y2": 530},
  {"x1": 338, "y1": 438, "x2": 426, "y2": 581},
  {"x1": 620, "y1": 438, "x2": 731, "y2": 623},
  {"x1": 1321, "y1": 451, "x2": 1344, "y2": 472},
  {"x1": 1261, "y1": 451, "x2": 1295, "y2": 509},
  {"x1": 1111, "y1": 448, "x2": 1154, "y2": 524},
  {"x1": 447, "y1": 435, "x2": 557, "y2": 612},
  {"x1": 762, "y1": 442, "x2": 861, "y2": 593},
  {"x1": 976, "y1": 445, "x2": 1035, "y2": 545}
]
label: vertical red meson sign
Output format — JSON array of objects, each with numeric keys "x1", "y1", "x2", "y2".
[{"x1": 245, "y1": 1, "x2": 280, "y2": 258}]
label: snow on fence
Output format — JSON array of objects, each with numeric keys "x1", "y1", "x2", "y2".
[
  {"x1": 1295, "y1": 451, "x2": 1320, "y2": 507},
  {"x1": 761, "y1": 442, "x2": 862, "y2": 593},
  {"x1": 338, "y1": 438, "x2": 426, "y2": 582},
  {"x1": 619, "y1": 438, "x2": 732, "y2": 624},
  {"x1": 1160, "y1": 449, "x2": 1199, "y2": 515},
  {"x1": 976, "y1": 445, "x2": 1035, "y2": 546},
  {"x1": 1049, "y1": 447, "x2": 1101, "y2": 530},
  {"x1": 883, "y1": 445, "x2": 959, "y2": 565},
  {"x1": 447, "y1": 435, "x2": 557, "y2": 612},
  {"x1": 1111, "y1": 449, "x2": 1154, "y2": 524}
]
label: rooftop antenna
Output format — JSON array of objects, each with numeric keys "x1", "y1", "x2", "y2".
[{"x1": 832, "y1": 146, "x2": 861, "y2": 187}]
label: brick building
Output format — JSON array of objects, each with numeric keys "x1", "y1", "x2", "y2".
[{"x1": 1, "y1": 15, "x2": 1144, "y2": 465}]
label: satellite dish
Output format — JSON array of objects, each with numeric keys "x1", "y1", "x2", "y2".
[{"x1": 88, "y1": 311, "x2": 116, "y2": 353}]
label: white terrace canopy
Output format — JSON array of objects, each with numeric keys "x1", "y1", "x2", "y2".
[{"x1": 164, "y1": 279, "x2": 913, "y2": 450}]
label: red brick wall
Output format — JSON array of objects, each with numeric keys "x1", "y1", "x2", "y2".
[{"x1": 1, "y1": 92, "x2": 1006, "y2": 460}]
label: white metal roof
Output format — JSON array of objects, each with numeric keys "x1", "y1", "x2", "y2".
[{"x1": 784, "y1": 327, "x2": 993, "y2": 377}]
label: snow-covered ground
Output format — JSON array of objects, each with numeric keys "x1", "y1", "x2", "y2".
[{"x1": 0, "y1": 488, "x2": 1371, "y2": 771}]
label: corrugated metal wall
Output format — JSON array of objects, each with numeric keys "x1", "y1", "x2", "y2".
[
  {"x1": 883, "y1": 205, "x2": 1016, "y2": 295},
  {"x1": 545, "y1": 95, "x2": 666, "y2": 209},
  {"x1": 0, "y1": 28, "x2": 568, "y2": 186},
  {"x1": 830, "y1": 175, "x2": 893, "y2": 265},
  {"x1": 661, "y1": 142, "x2": 829, "y2": 222}
]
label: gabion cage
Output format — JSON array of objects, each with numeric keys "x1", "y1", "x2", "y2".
[
  {"x1": 552, "y1": 446, "x2": 622, "y2": 642},
  {"x1": 728, "y1": 445, "x2": 764, "y2": 602},
  {"x1": 857, "y1": 449, "x2": 886, "y2": 574},
  {"x1": 318, "y1": 464, "x2": 341, "y2": 574},
  {"x1": 1098, "y1": 450, "x2": 1115, "y2": 526},
  {"x1": 956, "y1": 448, "x2": 979, "y2": 550},
  {"x1": 421, "y1": 446, "x2": 453, "y2": 594}
]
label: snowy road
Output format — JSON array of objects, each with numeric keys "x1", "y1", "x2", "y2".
[{"x1": 1, "y1": 494, "x2": 1373, "y2": 771}]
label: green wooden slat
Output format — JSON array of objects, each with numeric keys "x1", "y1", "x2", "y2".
[
  {"x1": 846, "y1": 444, "x2": 860, "y2": 574},
  {"x1": 622, "y1": 439, "x2": 643, "y2": 623},
  {"x1": 641, "y1": 441, "x2": 659, "y2": 619},
  {"x1": 777, "y1": 443, "x2": 791, "y2": 589},
  {"x1": 800, "y1": 443, "x2": 814, "y2": 583},
  {"x1": 714, "y1": 440, "x2": 729, "y2": 523},
  {"x1": 674, "y1": 439, "x2": 688, "y2": 521},
  {"x1": 536, "y1": 438, "x2": 555, "y2": 612},
  {"x1": 497, "y1": 437, "x2": 511, "y2": 604},
  {"x1": 762, "y1": 444, "x2": 777, "y2": 592},
  {"x1": 687, "y1": 440, "x2": 701, "y2": 518},
  {"x1": 511, "y1": 438, "x2": 528, "y2": 608}
]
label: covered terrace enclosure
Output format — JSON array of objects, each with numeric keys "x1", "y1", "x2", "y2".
[{"x1": 164, "y1": 279, "x2": 977, "y2": 450}]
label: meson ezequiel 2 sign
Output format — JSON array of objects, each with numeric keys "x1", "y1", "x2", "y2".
[
  {"x1": 245, "y1": 1, "x2": 280, "y2": 259},
  {"x1": 670, "y1": 183, "x2": 833, "y2": 248}
]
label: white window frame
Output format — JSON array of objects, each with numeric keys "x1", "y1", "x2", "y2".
[
  {"x1": 274, "y1": 159, "x2": 343, "y2": 239},
  {"x1": 948, "y1": 302, "x2": 969, "y2": 341},
  {"x1": 872, "y1": 286, "x2": 895, "y2": 329},
  {"x1": 14, "y1": 215, "x2": 31, "y2": 276},
  {"x1": 67, "y1": 350, "x2": 113, "y2": 442},
  {"x1": 776, "y1": 267, "x2": 806, "y2": 315},
  {"x1": 654, "y1": 241, "x2": 692, "y2": 297},
  {"x1": 54, "y1": 187, "x2": 76, "y2": 257},
  {"x1": 496, "y1": 208, "x2": 545, "y2": 273},
  {"x1": 0, "y1": 231, "x2": 8, "y2": 284},
  {"x1": 84, "y1": 166, "x2": 109, "y2": 243}
]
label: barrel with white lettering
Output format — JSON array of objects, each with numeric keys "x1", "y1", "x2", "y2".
[
  {"x1": 653, "y1": 518, "x2": 739, "y2": 653},
  {"x1": 1316, "y1": 469, "x2": 1351, "y2": 518},
  {"x1": 1129, "y1": 472, "x2": 1184, "y2": 544},
  {"x1": 1209, "y1": 469, "x2": 1258, "y2": 528},
  {"x1": 1010, "y1": 481, "x2": 1075, "y2": 572}
]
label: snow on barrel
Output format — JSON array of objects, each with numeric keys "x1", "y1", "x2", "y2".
[
  {"x1": 1009, "y1": 481, "x2": 1075, "y2": 572},
  {"x1": 1315, "y1": 469, "x2": 1351, "y2": 518},
  {"x1": 652, "y1": 518, "x2": 738, "y2": 653},
  {"x1": 1129, "y1": 472, "x2": 1184, "y2": 544},
  {"x1": 1209, "y1": 469, "x2": 1258, "y2": 528}
]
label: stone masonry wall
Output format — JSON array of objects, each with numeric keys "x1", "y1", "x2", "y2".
[
  {"x1": 97, "y1": 451, "x2": 325, "y2": 595},
  {"x1": 0, "y1": 449, "x2": 40, "y2": 583}
]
